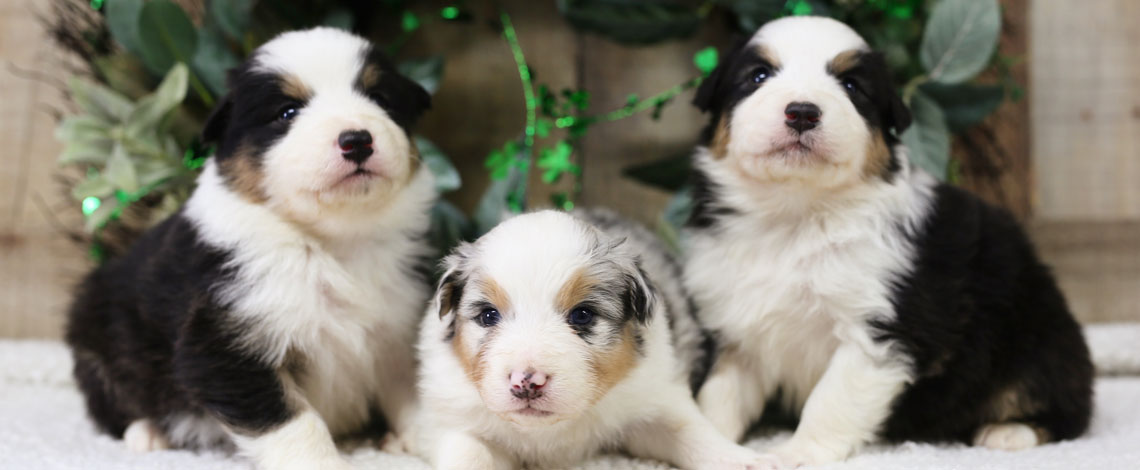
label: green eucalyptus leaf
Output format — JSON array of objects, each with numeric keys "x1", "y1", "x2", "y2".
[
  {"x1": 920, "y1": 0, "x2": 1001, "y2": 84},
  {"x1": 193, "y1": 24, "x2": 240, "y2": 96},
  {"x1": 398, "y1": 56, "x2": 444, "y2": 95},
  {"x1": 901, "y1": 90, "x2": 951, "y2": 180},
  {"x1": 623, "y1": 152, "x2": 691, "y2": 192},
  {"x1": 105, "y1": 0, "x2": 144, "y2": 54},
  {"x1": 557, "y1": 0, "x2": 701, "y2": 45},
  {"x1": 59, "y1": 139, "x2": 114, "y2": 165},
  {"x1": 56, "y1": 116, "x2": 112, "y2": 143},
  {"x1": 72, "y1": 175, "x2": 116, "y2": 200},
  {"x1": 69, "y1": 78, "x2": 134, "y2": 122},
  {"x1": 85, "y1": 196, "x2": 121, "y2": 233},
  {"x1": 137, "y1": 161, "x2": 180, "y2": 187},
  {"x1": 209, "y1": 0, "x2": 255, "y2": 40},
  {"x1": 93, "y1": 53, "x2": 153, "y2": 99},
  {"x1": 919, "y1": 82, "x2": 1004, "y2": 132},
  {"x1": 125, "y1": 63, "x2": 189, "y2": 137},
  {"x1": 136, "y1": 0, "x2": 199, "y2": 75},
  {"x1": 416, "y1": 137, "x2": 461, "y2": 193},
  {"x1": 104, "y1": 144, "x2": 140, "y2": 192},
  {"x1": 428, "y1": 201, "x2": 472, "y2": 258}
]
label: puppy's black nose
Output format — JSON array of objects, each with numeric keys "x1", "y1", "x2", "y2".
[
  {"x1": 338, "y1": 130, "x2": 373, "y2": 164},
  {"x1": 785, "y1": 102, "x2": 822, "y2": 133}
]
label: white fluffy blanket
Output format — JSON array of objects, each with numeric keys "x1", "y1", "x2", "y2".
[{"x1": 2, "y1": 324, "x2": 1138, "y2": 470}]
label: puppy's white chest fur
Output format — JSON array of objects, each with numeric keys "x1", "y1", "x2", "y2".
[
  {"x1": 186, "y1": 164, "x2": 431, "y2": 436},
  {"x1": 685, "y1": 168, "x2": 933, "y2": 410}
]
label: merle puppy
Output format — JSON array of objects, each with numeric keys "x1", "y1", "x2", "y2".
[
  {"x1": 66, "y1": 27, "x2": 434, "y2": 470},
  {"x1": 683, "y1": 16, "x2": 1092, "y2": 467}
]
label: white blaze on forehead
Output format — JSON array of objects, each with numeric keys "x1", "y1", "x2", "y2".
[
  {"x1": 474, "y1": 212, "x2": 597, "y2": 310},
  {"x1": 253, "y1": 27, "x2": 369, "y2": 91},
  {"x1": 751, "y1": 16, "x2": 868, "y2": 68}
]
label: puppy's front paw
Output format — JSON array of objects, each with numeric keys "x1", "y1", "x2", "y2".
[
  {"x1": 379, "y1": 431, "x2": 410, "y2": 455},
  {"x1": 973, "y1": 423, "x2": 1040, "y2": 451},
  {"x1": 770, "y1": 439, "x2": 846, "y2": 468},
  {"x1": 123, "y1": 419, "x2": 170, "y2": 453}
]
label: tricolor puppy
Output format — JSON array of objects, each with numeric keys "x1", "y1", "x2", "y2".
[
  {"x1": 412, "y1": 210, "x2": 778, "y2": 470},
  {"x1": 66, "y1": 28, "x2": 434, "y2": 470},
  {"x1": 685, "y1": 16, "x2": 1093, "y2": 466}
]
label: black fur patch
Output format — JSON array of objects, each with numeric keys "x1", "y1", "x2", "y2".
[
  {"x1": 358, "y1": 46, "x2": 431, "y2": 132},
  {"x1": 66, "y1": 214, "x2": 294, "y2": 440},
  {"x1": 872, "y1": 185, "x2": 1093, "y2": 443}
]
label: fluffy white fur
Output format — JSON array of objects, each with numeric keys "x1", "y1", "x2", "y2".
[
  {"x1": 685, "y1": 16, "x2": 938, "y2": 467},
  {"x1": 412, "y1": 211, "x2": 780, "y2": 470},
  {"x1": 725, "y1": 17, "x2": 875, "y2": 189},
  {"x1": 169, "y1": 28, "x2": 435, "y2": 469}
]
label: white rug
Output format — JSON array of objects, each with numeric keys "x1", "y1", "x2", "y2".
[{"x1": 2, "y1": 324, "x2": 1138, "y2": 470}]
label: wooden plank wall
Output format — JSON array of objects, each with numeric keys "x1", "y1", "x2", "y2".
[
  {"x1": 0, "y1": 0, "x2": 1136, "y2": 339},
  {"x1": 1029, "y1": 0, "x2": 1140, "y2": 325}
]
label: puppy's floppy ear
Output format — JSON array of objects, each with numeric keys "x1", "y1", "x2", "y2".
[
  {"x1": 377, "y1": 69, "x2": 432, "y2": 131},
  {"x1": 434, "y1": 255, "x2": 465, "y2": 320},
  {"x1": 622, "y1": 261, "x2": 655, "y2": 325},
  {"x1": 201, "y1": 92, "x2": 233, "y2": 144},
  {"x1": 693, "y1": 37, "x2": 747, "y2": 115},
  {"x1": 864, "y1": 52, "x2": 912, "y2": 135}
]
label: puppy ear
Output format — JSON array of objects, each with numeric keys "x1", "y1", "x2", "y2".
[
  {"x1": 693, "y1": 37, "x2": 747, "y2": 114},
  {"x1": 201, "y1": 93, "x2": 233, "y2": 144},
  {"x1": 623, "y1": 262, "x2": 655, "y2": 325},
  {"x1": 377, "y1": 71, "x2": 432, "y2": 131},
  {"x1": 864, "y1": 52, "x2": 912, "y2": 135},
  {"x1": 434, "y1": 256, "x2": 465, "y2": 320}
]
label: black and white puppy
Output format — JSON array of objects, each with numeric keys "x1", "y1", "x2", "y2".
[
  {"x1": 685, "y1": 16, "x2": 1092, "y2": 467},
  {"x1": 411, "y1": 210, "x2": 778, "y2": 470},
  {"x1": 66, "y1": 28, "x2": 434, "y2": 470}
]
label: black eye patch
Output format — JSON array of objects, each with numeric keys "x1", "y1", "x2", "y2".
[
  {"x1": 826, "y1": 50, "x2": 911, "y2": 137},
  {"x1": 355, "y1": 47, "x2": 431, "y2": 132},
  {"x1": 204, "y1": 61, "x2": 312, "y2": 161}
]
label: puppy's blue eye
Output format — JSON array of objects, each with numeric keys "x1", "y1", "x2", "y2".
[
  {"x1": 751, "y1": 66, "x2": 772, "y2": 84},
  {"x1": 478, "y1": 308, "x2": 501, "y2": 327},
  {"x1": 278, "y1": 107, "x2": 298, "y2": 122},
  {"x1": 568, "y1": 307, "x2": 595, "y2": 326}
]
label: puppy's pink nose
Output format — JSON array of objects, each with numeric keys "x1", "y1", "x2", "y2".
[{"x1": 509, "y1": 369, "x2": 548, "y2": 399}]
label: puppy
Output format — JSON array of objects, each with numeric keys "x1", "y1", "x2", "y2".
[
  {"x1": 684, "y1": 16, "x2": 1093, "y2": 466},
  {"x1": 65, "y1": 27, "x2": 434, "y2": 470},
  {"x1": 411, "y1": 210, "x2": 778, "y2": 470}
]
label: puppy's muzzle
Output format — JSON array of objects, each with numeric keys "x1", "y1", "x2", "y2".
[{"x1": 338, "y1": 129, "x2": 374, "y2": 164}]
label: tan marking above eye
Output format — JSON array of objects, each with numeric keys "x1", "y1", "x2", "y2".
[
  {"x1": 279, "y1": 74, "x2": 313, "y2": 101},
  {"x1": 358, "y1": 64, "x2": 382, "y2": 89},
  {"x1": 827, "y1": 49, "x2": 863, "y2": 76},
  {"x1": 555, "y1": 268, "x2": 597, "y2": 314},
  {"x1": 475, "y1": 277, "x2": 512, "y2": 315},
  {"x1": 753, "y1": 43, "x2": 782, "y2": 70}
]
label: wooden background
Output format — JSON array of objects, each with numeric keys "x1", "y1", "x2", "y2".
[{"x1": 1, "y1": 0, "x2": 1137, "y2": 338}]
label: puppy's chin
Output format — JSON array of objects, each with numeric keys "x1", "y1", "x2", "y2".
[{"x1": 495, "y1": 407, "x2": 567, "y2": 427}]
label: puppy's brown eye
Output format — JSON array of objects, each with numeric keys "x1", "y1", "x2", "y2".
[
  {"x1": 278, "y1": 106, "x2": 299, "y2": 122},
  {"x1": 841, "y1": 77, "x2": 860, "y2": 93},
  {"x1": 751, "y1": 66, "x2": 772, "y2": 85},
  {"x1": 568, "y1": 307, "x2": 595, "y2": 326},
  {"x1": 478, "y1": 308, "x2": 501, "y2": 327}
]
